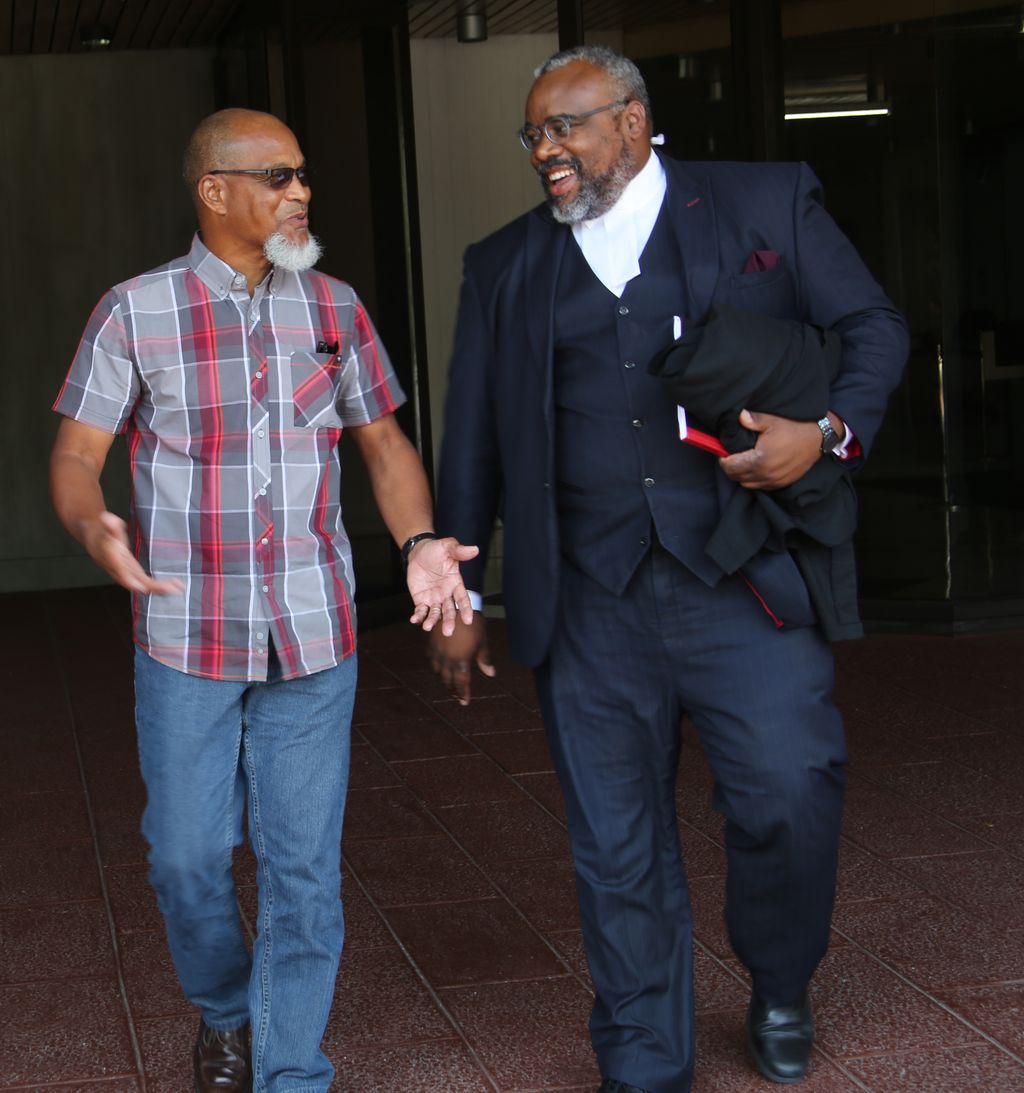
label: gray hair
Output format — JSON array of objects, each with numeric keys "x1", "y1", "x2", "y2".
[{"x1": 535, "y1": 45, "x2": 652, "y2": 120}]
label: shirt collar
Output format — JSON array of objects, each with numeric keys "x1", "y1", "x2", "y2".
[
  {"x1": 578, "y1": 151, "x2": 666, "y2": 233},
  {"x1": 188, "y1": 233, "x2": 279, "y2": 299}
]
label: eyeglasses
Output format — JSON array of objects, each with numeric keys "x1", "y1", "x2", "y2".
[
  {"x1": 209, "y1": 166, "x2": 311, "y2": 189},
  {"x1": 517, "y1": 100, "x2": 628, "y2": 151}
]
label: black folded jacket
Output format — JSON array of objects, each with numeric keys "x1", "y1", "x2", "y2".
[
  {"x1": 648, "y1": 303, "x2": 842, "y2": 451},
  {"x1": 648, "y1": 304, "x2": 862, "y2": 640}
]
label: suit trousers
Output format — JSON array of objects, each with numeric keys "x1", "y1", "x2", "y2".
[{"x1": 533, "y1": 542, "x2": 846, "y2": 1093}]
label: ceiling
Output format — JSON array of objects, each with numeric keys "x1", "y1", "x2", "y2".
[
  {"x1": 0, "y1": 0, "x2": 1012, "y2": 55},
  {"x1": 0, "y1": 0, "x2": 241, "y2": 53},
  {"x1": 406, "y1": 0, "x2": 721, "y2": 39},
  {"x1": 0, "y1": 0, "x2": 725, "y2": 54}
]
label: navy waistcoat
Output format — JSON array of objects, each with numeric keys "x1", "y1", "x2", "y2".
[{"x1": 552, "y1": 202, "x2": 724, "y2": 595}]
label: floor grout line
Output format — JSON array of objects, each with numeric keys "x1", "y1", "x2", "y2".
[
  {"x1": 339, "y1": 864, "x2": 504, "y2": 1093},
  {"x1": 829, "y1": 926, "x2": 1024, "y2": 1070},
  {"x1": 351, "y1": 719, "x2": 599, "y2": 1000},
  {"x1": 44, "y1": 597, "x2": 149, "y2": 1091}
]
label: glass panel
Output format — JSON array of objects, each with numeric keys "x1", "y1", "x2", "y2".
[
  {"x1": 781, "y1": 15, "x2": 948, "y2": 608},
  {"x1": 783, "y1": 5, "x2": 1024, "y2": 614},
  {"x1": 605, "y1": 1, "x2": 736, "y2": 161},
  {"x1": 614, "y1": 2, "x2": 1024, "y2": 620},
  {"x1": 936, "y1": 4, "x2": 1024, "y2": 606}
]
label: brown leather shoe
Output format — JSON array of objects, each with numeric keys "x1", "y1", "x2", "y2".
[{"x1": 193, "y1": 1019, "x2": 251, "y2": 1092}]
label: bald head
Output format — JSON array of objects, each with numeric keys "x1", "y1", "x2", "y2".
[{"x1": 182, "y1": 108, "x2": 292, "y2": 198}]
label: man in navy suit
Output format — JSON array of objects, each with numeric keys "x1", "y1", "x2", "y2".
[{"x1": 429, "y1": 46, "x2": 908, "y2": 1092}]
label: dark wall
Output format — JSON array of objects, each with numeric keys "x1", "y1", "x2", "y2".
[{"x1": 2, "y1": 49, "x2": 216, "y2": 592}]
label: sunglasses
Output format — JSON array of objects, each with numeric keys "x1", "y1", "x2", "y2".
[{"x1": 209, "y1": 166, "x2": 311, "y2": 189}]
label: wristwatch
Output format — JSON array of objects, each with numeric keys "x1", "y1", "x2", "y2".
[
  {"x1": 400, "y1": 531, "x2": 439, "y2": 565},
  {"x1": 816, "y1": 414, "x2": 840, "y2": 455}
]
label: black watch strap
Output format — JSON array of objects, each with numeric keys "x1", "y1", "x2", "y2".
[{"x1": 400, "y1": 531, "x2": 440, "y2": 564}]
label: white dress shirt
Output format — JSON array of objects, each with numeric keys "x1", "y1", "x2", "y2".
[{"x1": 572, "y1": 151, "x2": 667, "y2": 297}]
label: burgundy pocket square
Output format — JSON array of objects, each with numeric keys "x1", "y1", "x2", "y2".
[{"x1": 743, "y1": 249, "x2": 780, "y2": 273}]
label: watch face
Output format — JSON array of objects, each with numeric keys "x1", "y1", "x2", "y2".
[{"x1": 818, "y1": 416, "x2": 838, "y2": 453}]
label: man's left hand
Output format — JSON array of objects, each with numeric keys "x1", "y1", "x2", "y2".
[
  {"x1": 406, "y1": 537, "x2": 479, "y2": 636},
  {"x1": 719, "y1": 410, "x2": 834, "y2": 490}
]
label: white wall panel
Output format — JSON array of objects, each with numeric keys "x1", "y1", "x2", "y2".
[{"x1": 410, "y1": 34, "x2": 558, "y2": 468}]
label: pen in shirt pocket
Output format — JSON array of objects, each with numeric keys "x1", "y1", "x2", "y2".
[{"x1": 673, "y1": 315, "x2": 683, "y2": 340}]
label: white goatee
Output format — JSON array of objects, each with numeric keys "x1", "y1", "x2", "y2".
[{"x1": 263, "y1": 231, "x2": 323, "y2": 272}]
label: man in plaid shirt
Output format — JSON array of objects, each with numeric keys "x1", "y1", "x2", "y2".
[{"x1": 50, "y1": 108, "x2": 475, "y2": 1092}]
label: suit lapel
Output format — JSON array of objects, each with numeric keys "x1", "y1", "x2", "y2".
[
  {"x1": 517, "y1": 159, "x2": 717, "y2": 420},
  {"x1": 663, "y1": 157, "x2": 719, "y2": 325},
  {"x1": 524, "y1": 206, "x2": 569, "y2": 427}
]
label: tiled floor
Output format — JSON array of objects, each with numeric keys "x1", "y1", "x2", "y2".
[{"x1": 2, "y1": 586, "x2": 1023, "y2": 1092}]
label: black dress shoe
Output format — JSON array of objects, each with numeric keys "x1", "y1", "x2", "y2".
[
  {"x1": 598, "y1": 1081, "x2": 651, "y2": 1093},
  {"x1": 746, "y1": 993, "x2": 814, "y2": 1084},
  {"x1": 193, "y1": 1019, "x2": 252, "y2": 1092}
]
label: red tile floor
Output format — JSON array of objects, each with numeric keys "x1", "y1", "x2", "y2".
[{"x1": 2, "y1": 586, "x2": 1024, "y2": 1091}]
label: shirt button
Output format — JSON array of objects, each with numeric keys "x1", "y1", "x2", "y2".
[
  {"x1": 256, "y1": 631, "x2": 265, "y2": 640},
  {"x1": 261, "y1": 537, "x2": 269, "y2": 546},
  {"x1": 618, "y1": 304, "x2": 629, "y2": 316},
  {"x1": 257, "y1": 429, "x2": 265, "y2": 438},
  {"x1": 643, "y1": 477, "x2": 655, "y2": 488},
  {"x1": 262, "y1": 585, "x2": 269, "y2": 593},
  {"x1": 259, "y1": 488, "x2": 267, "y2": 496},
  {"x1": 624, "y1": 360, "x2": 636, "y2": 369},
  {"x1": 254, "y1": 371, "x2": 263, "y2": 380},
  {"x1": 632, "y1": 419, "x2": 644, "y2": 429}
]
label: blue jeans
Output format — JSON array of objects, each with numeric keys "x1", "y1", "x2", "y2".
[{"x1": 134, "y1": 645, "x2": 356, "y2": 1092}]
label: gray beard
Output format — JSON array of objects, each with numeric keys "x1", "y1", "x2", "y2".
[
  {"x1": 263, "y1": 231, "x2": 323, "y2": 272},
  {"x1": 546, "y1": 147, "x2": 637, "y2": 225}
]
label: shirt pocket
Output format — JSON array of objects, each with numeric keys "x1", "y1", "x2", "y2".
[{"x1": 290, "y1": 350, "x2": 346, "y2": 428}]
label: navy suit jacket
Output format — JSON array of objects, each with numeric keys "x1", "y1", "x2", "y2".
[{"x1": 435, "y1": 154, "x2": 909, "y2": 666}]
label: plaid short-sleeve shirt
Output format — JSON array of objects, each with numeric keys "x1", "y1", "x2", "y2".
[{"x1": 55, "y1": 235, "x2": 406, "y2": 681}]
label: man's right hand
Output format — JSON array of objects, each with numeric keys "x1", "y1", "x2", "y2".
[
  {"x1": 50, "y1": 417, "x2": 180, "y2": 597},
  {"x1": 428, "y1": 612, "x2": 496, "y2": 705},
  {"x1": 84, "y1": 512, "x2": 183, "y2": 595}
]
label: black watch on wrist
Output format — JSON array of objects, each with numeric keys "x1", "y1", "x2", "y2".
[
  {"x1": 400, "y1": 531, "x2": 439, "y2": 565},
  {"x1": 816, "y1": 415, "x2": 840, "y2": 455}
]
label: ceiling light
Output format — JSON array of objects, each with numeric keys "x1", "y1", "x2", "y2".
[
  {"x1": 80, "y1": 24, "x2": 113, "y2": 49},
  {"x1": 784, "y1": 107, "x2": 891, "y2": 121},
  {"x1": 784, "y1": 76, "x2": 889, "y2": 121},
  {"x1": 457, "y1": 2, "x2": 487, "y2": 42}
]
